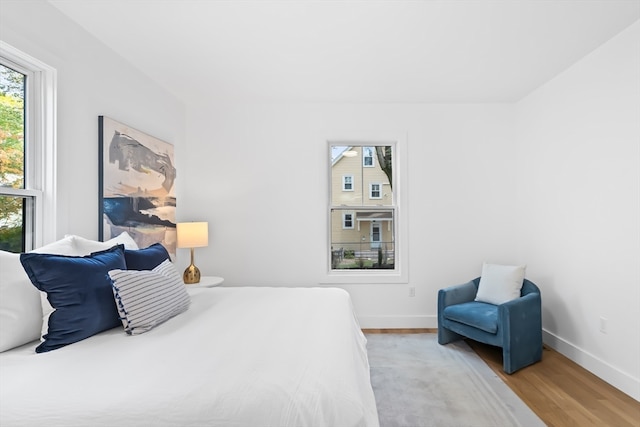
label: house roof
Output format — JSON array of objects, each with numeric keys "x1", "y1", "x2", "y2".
[{"x1": 356, "y1": 211, "x2": 393, "y2": 221}]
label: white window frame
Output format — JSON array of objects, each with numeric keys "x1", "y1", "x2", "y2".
[
  {"x1": 324, "y1": 133, "x2": 408, "y2": 284},
  {"x1": 362, "y1": 146, "x2": 375, "y2": 167},
  {"x1": 342, "y1": 175, "x2": 354, "y2": 191},
  {"x1": 342, "y1": 212, "x2": 354, "y2": 229},
  {"x1": 0, "y1": 42, "x2": 57, "y2": 250},
  {"x1": 369, "y1": 183, "x2": 382, "y2": 199}
]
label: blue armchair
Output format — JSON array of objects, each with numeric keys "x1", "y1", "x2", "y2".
[{"x1": 438, "y1": 277, "x2": 542, "y2": 374}]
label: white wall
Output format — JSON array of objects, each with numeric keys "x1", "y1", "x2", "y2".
[
  {"x1": 181, "y1": 102, "x2": 519, "y2": 327},
  {"x1": 0, "y1": 0, "x2": 186, "y2": 241},
  {"x1": 3, "y1": 0, "x2": 637, "y2": 401},
  {"x1": 516, "y1": 21, "x2": 640, "y2": 400}
]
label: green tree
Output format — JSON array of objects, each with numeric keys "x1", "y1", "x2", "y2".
[
  {"x1": 0, "y1": 64, "x2": 25, "y2": 251},
  {"x1": 0, "y1": 93, "x2": 25, "y2": 187}
]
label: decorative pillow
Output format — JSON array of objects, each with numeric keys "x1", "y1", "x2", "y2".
[
  {"x1": 124, "y1": 243, "x2": 170, "y2": 270},
  {"x1": 69, "y1": 231, "x2": 139, "y2": 253},
  {"x1": 108, "y1": 259, "x2": 191, "y2": 335},
  {"x1": 0, "y1": 250, "x2": 42, "y2": 352},
  {"x1": 31, "y1": 235, "x2": 77, "y2": 256},
  {"x1": 0, "y1": 235, "x2": 81, "y2": 352},
  {"x1": 20, "y1": 245, "x2": 127, "y2": 353},
  {"x1": 32, "y1": 235, "x2": 108, "y2": 340},
  {"x1": 475, "y1": 263, "x2": 526, "y2": 305}
]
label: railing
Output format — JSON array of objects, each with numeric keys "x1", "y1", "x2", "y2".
[{"x1": 331, "y1": 242, "x2": 395, "y2": 270}]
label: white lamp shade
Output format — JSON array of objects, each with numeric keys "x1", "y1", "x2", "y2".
[{"x1": 177, "y1": 222, "x2": 209, "y2": 248}]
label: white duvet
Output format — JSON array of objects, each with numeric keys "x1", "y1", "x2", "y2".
[{"x1": 0, "y1": 287, "x2": 379, "y2": 427}]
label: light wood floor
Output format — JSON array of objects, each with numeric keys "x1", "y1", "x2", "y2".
[{"x1": 363, "y1": 329, "x2": 640, "y2": 427}]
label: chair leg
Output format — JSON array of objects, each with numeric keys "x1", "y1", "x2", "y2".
[
  {"x1": 438, "y1": 326, "x2": 464, "y2": 345},
  {"x1": 502, "y1": 341, "x2": 542, "y2": 374},
  {"x1": 502, "y1": 346, "x2": 516, "y2": 374}
]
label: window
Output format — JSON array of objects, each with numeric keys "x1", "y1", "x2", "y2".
[
  {"x1": 343, "y1": 212, "x2": 354, "y2": 229},
  {"x1": 342, "y1": 175, "x2": 353, "y2": 191},
  {"x1": 330, "y1": 144, "x2": 395, "y2": 271},
  {"x1": 369, "y1": 183, "x2": 382, "y2": 199},
  {"x1": 362, "y1": 146, "x2": 375, "y2": 167},
  {"x1": 0, "y1": 43, "x2": 56, "y2": 252}
]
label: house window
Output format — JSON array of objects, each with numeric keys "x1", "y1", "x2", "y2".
[
  {"x1": 370, "y1": 183, "x2": 382, "y2": 199},
  {"x1": 330, "y1": 144, "x2": 395, "y2": 271},
  {"x1": 0, "y1": 44, "x2": 56, "y2": 252},
  {"x1": 362, "y1": 146, "x2": 375, "y2": 167},
  {"x1": 343, "y1": 213, "x2": 354, "y2": 229},
  {"x1": 342, "y1": 175, "x2": 353, "y2": 191}
]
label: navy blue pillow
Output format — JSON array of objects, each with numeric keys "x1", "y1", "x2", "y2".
[
  {"x1": 124, "y1": 243, "x2": 170, "y2": 270},
  {"x1": 20, "y1": 245, "x2": 126, "y2": 353}
]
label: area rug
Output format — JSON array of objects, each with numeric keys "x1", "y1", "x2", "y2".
[{"x1": 365, "y1": 333, "x2": 546, "y2": 427}]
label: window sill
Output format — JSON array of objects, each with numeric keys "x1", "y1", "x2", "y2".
[{"x1": 321, "y1": 269, "x2": 408, "y2": 285}]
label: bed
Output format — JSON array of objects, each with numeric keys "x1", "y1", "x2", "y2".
[{"x1": 0, "y1": 235, "x2": 379, "y2": 427}]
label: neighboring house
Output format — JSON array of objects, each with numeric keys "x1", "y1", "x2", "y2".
[{"x1": 330, "y1": 146, "x2": 394, "y2": 267}]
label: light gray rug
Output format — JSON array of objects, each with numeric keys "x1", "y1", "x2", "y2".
[{"x1": 365, "y1": 333, "x2": 546, "y2": 427}]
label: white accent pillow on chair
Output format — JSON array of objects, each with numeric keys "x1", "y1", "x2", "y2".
[{"x1": 475, "y1": 263, "x2": 526, "y2": 305}]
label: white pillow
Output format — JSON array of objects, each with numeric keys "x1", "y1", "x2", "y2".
[
  {"x1": 0, "y1": 235, "x2": 78, "y2": 352},
  {"x1": 68, "y1": 231, "x2": 139, "y2": 253},
  {"x1": 108, "y1": 259, "x2": 190, "y2": 335},
  {"x1": 0, "y1": 250, "x2": 42, "y2": 352},
  {"x1": 475, "y1": 263, "x2": 526, "y2": 305},
  {"x1": 31, "y1": 235, "x2": 77, "y2": 256}
]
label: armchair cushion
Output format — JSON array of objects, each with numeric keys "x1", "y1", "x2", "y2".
[
  {"x1": 443, "y1": 301, "x2": 498, "y2": 334},
  {"x1": 475, "y1": 263, "x2": 526, "y2": 305}
]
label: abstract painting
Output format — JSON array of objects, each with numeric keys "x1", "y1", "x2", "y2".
[{"x1": 98, "y1": 116, "x2": 177, "y2": 258}]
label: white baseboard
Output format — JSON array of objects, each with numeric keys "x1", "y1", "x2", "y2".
[
  {"x1": 357, "y1": 314, "x2": 437, "y2": 329},
  {"x1": 543, "y1": 329, "x2": 640, "y2": 402}
]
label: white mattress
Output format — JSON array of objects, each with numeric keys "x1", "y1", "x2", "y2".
[{"x1": 0, "y1": 287, "x2": 379, "y2": 427}]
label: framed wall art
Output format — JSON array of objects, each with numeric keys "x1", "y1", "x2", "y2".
[{"x1": 98, "y1": 116, "x2": 177, "y2": 258}]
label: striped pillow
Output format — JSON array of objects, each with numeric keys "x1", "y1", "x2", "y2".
[{"x1": 108, "y1": 260, "x2": 191, "y2": 335}]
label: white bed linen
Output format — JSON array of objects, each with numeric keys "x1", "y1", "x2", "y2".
[{"x1": 0, "y1": 287, "x2": 379, "y2": 427}]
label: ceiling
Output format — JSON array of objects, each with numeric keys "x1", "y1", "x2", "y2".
[{"x1": 48, "y1": 0, "x2": 639, "y2": 104}]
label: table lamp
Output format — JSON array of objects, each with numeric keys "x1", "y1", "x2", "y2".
[{"x1": 177, "y1": 222, "x2": 209, "y2": 284}]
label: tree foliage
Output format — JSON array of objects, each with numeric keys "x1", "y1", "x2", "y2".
[
  {"x1": 0, "y1": 64, "x2": 24, "y2": 98},
  {"x1": 0, "y1": 64, "x2": 25, "y2": 187},
  {"x1": 0, "y1": 64, "x2": 26, "y2": 244},
  {"x1": 0, "y1": 94, "x2": 25, "y2": 186}
]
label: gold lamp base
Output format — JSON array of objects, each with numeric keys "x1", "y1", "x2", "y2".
[{"x1": 183, "y1": 264, "x2": 201, "y2": 284}]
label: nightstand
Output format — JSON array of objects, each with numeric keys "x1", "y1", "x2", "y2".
[{"x1": 185, "y1": 276, "x2": 224, "y2": 288}]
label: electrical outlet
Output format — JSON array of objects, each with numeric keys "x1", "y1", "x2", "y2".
[
  {"x1": 408, "y1": 287, "x2": 415, "y2": 297},
  {"x1": 599, "y1": 317, "x2": 607, "y2": 334}
]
